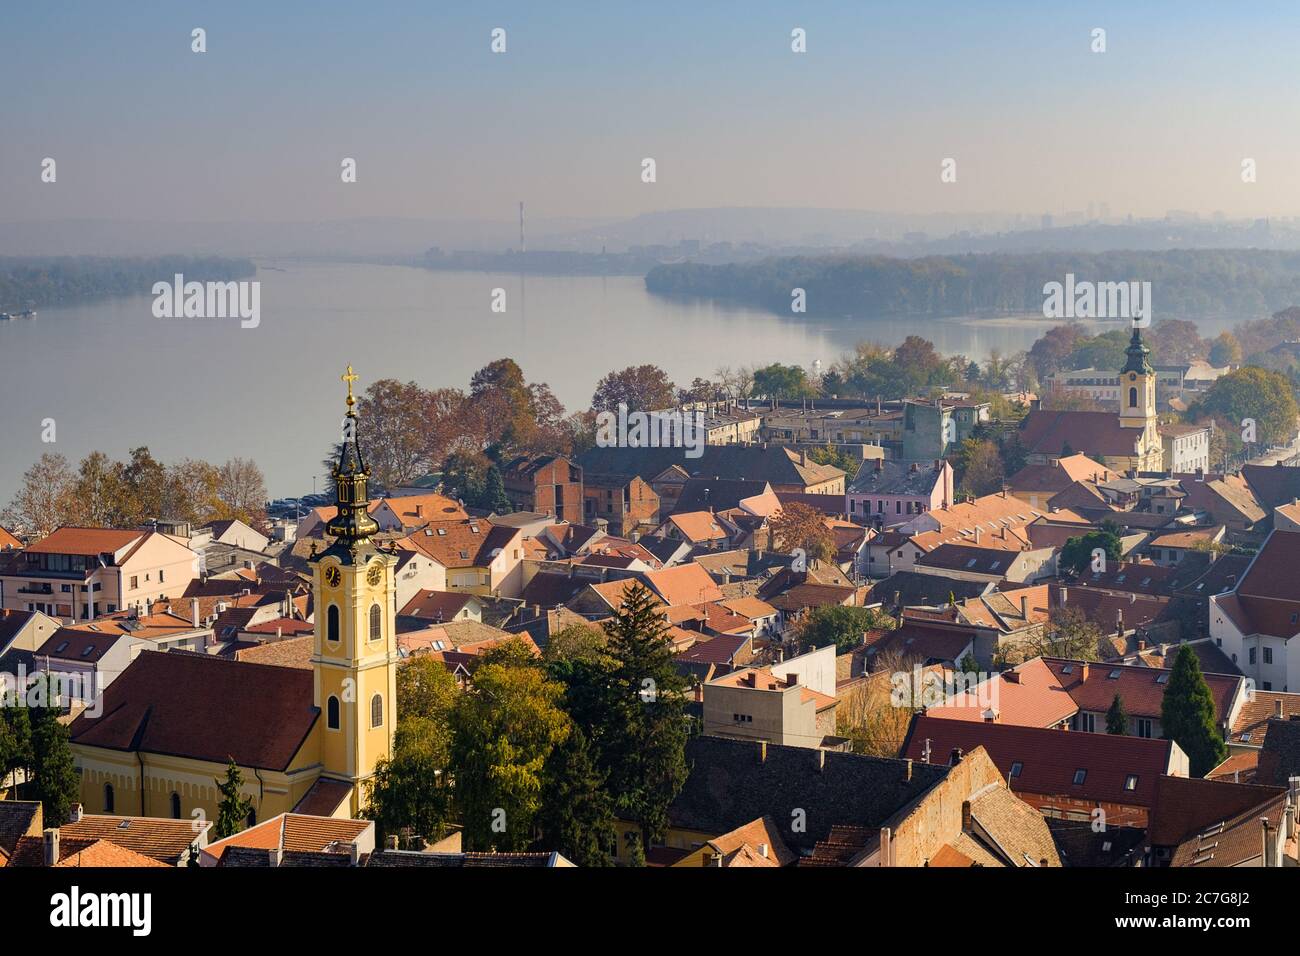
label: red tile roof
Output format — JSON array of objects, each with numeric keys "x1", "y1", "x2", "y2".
[
  {"x1": 903, "y1": 715, "x2": 1177, "y2": 808},
  {"x1": 69, "y1": 651, "x2": 317, "y2": 770},
  {"x1": 25, "y1": 527, "x2": 142, "y2": 557},
  {"x1": 1043, "y1": 658, "x2": 1241, "y2": 724}
]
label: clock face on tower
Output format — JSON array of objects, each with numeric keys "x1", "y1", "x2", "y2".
[
  {"x1": 366, "y1": 563, "x2": 383, "y2": 587},
  {"x1": 323, "y1": 565, "x2": 342, "y2": 589}
]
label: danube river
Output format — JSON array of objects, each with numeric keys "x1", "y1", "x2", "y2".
[{"x1": 0, "y1": 260, "x2": 1191, "y2": 500}]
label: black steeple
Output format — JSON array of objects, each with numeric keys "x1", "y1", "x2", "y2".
[
  {"x1": 325, "y1": 365, "x2": 380, "y2": 547},
  {"x1": 1121, "y1": 326, "x2": 1153, "y2": 376}
]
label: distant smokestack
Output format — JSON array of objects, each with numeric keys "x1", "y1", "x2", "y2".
[{"x1": 519, "y1": 201, "x2": 525, "y2": 252}]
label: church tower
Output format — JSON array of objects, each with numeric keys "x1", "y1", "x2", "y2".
[
  {"x1": 310, "y1": 365, "x2": 398, "y2": 814},
  {"x1": 1119, "y1": 326, "x2": 1156, "y2": 429},
  {"x1": 1117, "y1": 326, "x2": 1163, "y2": 471}
]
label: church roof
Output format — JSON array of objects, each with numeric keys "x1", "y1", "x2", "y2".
[
  {"x1": 69, "y1": 651, "x2": 318, "y2": 771},
  {"x1": 1019, "y1": 410, "x2": 1144, "y2": 459}
]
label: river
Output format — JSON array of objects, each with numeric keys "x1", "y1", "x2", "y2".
[{"x1": 0, "y1": 260, "x2": 1236, "y2": 500}]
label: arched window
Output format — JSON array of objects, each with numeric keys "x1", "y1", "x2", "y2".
[
  {"x1": 370, "y1": 693, "x2": 384, "y2": 728},
  {"x1": 327, "y1": 605, "x2": 340, "y2": 644},
  {"x1": 171, "y1": 792, "x2": 182, "y2": 819},
  {"x1": 104, "y1": 783, "x2": 115, "y2": 813},
  {"x1": 1129, "y1": 386, "x2": 1138, "y2": 408},
  {"x1": 246, "y1": 808, "x2": 257, "y2": 828},
  {"x1": 327, "y1": 695, "x2": 341, "y2": 730},
  {"x1": 369, "y1": 603, "x2": 382, "y2": 642}
]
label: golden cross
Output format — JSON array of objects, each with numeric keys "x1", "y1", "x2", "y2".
[{"x1": 342, "y1": 364, "x2": 359, "y2": 407}]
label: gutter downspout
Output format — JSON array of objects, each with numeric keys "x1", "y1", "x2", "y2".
[{"x1": 138, "y1": 751, "x2": 146, "y2": 816}]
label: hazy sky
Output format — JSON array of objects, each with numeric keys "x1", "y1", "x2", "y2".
[{"x1": 4, "y1": 1, "x2": 1300, "y2": 224}]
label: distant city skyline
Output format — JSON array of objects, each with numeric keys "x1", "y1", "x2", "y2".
[{"x1": 5, "y1": 1, "x2": 1300, "y2": 229}]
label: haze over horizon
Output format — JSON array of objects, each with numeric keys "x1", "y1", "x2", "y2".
[{"x1": 5, "y1": 0, "x2": 1300, "y2": 238}]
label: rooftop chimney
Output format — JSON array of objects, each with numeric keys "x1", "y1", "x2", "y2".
[
  {"x1": 949, "y1": 747, "x2": 963, "y2": 766},
  {"x1": 904, "y1": 758, "x2": 913, "y2": 781},
  {"x1": 758, "y1": 740, "x2": 767, "y2": 764},
  {"x1": 1079, "y1": 662, "x2": 1090, "y2": 681},
  {"x1": 349, "y1": 841, "x2": 362, "y2": 866},
  {"x1": 69, "y1": 803, "x2": 83, "y2": 823},
  {"x1": 1277, "y1": 699, "x2": 1286, "y2": 719},
  {"x1": 43, "y1": 828, "x2": 59, "y2": 867},
  {"x1": 1059, "y1": 586, "x2": 1068, "y2": 606},
  {"x1": 269, "y1": 846, "x2": 284, "y2": 867},
  {"x1": 1020, "y1": 595, "x2": 1029, "y2": 620},
  {"x1": 817, "y1": 749, "x2": 826, "y2": 772},
  {"x1": 757, "y1": 842, "x2": 769, "y2": 859},
  {"x1": 386, "y1": 835, "x2": 399, "y2": 850},
  {"x1": 961, "y1": 800, "x2": 972, "y2": 832}
]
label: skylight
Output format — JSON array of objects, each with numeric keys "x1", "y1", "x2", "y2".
[
  {"x1": 1124, "y1": 774, "x2": 1138, "y2": 791},
  {"x1": 1108, "y1": 670, "x2": 1121, "y2": 679},
  {"x1": 1072, "y1": 769, "x2": 1087, "y2": 785}
]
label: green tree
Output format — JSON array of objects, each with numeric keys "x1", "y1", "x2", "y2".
[
  {"x1": 1196, "y1": 366, "x2": 1299, "y2": 448},
  {"x1": 364, "y1": 655, "x2": 458, "y2": 846},
  {"x1": 535, "y1": 726, "x2": 615, "y2": 866},
  {"x1": 31, "y1": 712, "x2": 79, "y2": 825},
  {"x1": 365, "y1": 716, "x2": 455, "y2": 848},
  {"x1": 598, "y1": 582, "x2": 689, "y2": 854},
  {"x1": 1059, "y1": 527, "x2": 1123, "y2": 576},
  {"x1": 480, "y1": 464, "x2": 512, "y2": 514},
  {"x1": 1106, "y1": 693, "x2": 1129, "y2": 735},
  {"x1": 797, "y1": 604, "x2": 897, "y2": 653},
  {"x1": 752, "y1": 363, "x2": 815, "y2": 399},
  {"x1": 214, "y1": 760, "x2": 255, "y2": 839},
  {"x1": 0, "y1": 704, "x2": 33, "y2": 799},
  {"x1": 451, "y1": 662, "x2": 571, "y2": 851},
  {"x1": 1161, "y1": 645, "x2": 1227, "y2": 777},
  {"x1": 396, "y1": 654, "x2": 459, "y2": 723}
]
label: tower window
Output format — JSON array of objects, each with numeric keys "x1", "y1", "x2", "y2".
[
  {"x1": 1129, "y1": 386, "x2": 1137, "y2": 408},
  {"x1": 171, "y1": 792, "x2": 182, "y2": 819},
  {"x1": 369, "y1": 603, "x2": 382, "y2": 642},
  {"x1": 370, "y1": 693, "x2": 384, "y2": 728},
  {"x1": 104, "y1": 783, "x2": 115, "y2": 813},
  {"x1": 327, "y1": 695, "x2": 341, "y2": 730},
  {"x1": 327, "y1": 605, "x2": 340, "y2": 644}
]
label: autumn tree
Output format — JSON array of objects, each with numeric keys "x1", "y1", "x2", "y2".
[
  {"x1": 353, "y1": 378, "x2": 440, "y2": 488},
  {"x1": 214, "y1": 458, "x2": 267, "y2": 525},
  {"x1": 3, "y1": 453, "x2": 78, "y2": 536},
  {"x1": 770, "y1": 502, "x2": 834, "y2": 562},
  {"x1": 956, "y1": 438, "x2": 1005, "y2": 497},
  {"x1": 1208, "y1": 331, "x2": 1243, "y2": 368},
  {"x1": 1016, "y1": 607, "x2": 1106, "y2": 662},
  {"x1": 591, "y1": 364, "x2": 677, "y2": 414}
]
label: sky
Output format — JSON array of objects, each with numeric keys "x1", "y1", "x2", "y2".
[{"x1": 3, "y1": 1, "x2": 1300, "y2": 225}]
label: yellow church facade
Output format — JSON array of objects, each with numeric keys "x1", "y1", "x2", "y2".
[{"x1": 68, "y1": 367, "x2": 398, "y2": 827}]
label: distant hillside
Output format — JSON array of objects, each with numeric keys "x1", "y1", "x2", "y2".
[
  {"x1": 645, "y1": 249, "x2": 1300, "y2": 320},
  {"x1": 0, "y1": 255, "x2": 256, "y2": 310}
]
